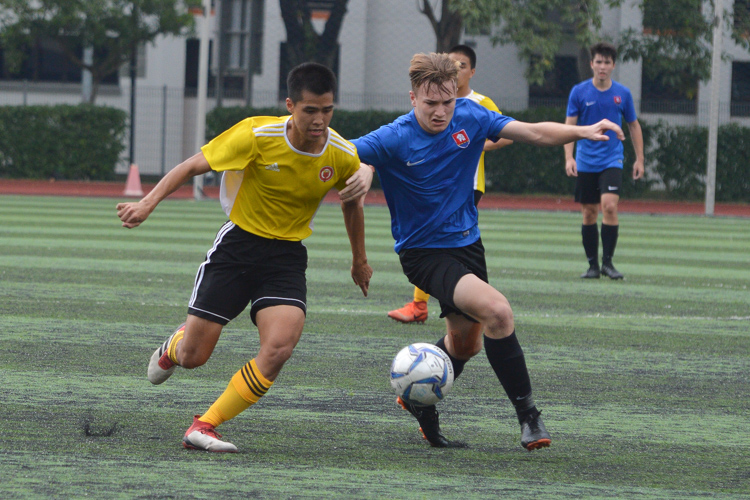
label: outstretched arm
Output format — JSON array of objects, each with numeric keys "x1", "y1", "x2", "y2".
[
  {"x1": 341, "y1": 195, "x2": 372, "y2": 297},
  {"x1": 501, "y1": 119, "x2": 625, "y2": 147},
  {"x1": 116, "y1": 152, "x2": 212, "y2": 228}
]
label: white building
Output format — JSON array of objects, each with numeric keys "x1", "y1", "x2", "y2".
[{"x1": 1, "y1": 0, "x2": 749, "y2": 175}]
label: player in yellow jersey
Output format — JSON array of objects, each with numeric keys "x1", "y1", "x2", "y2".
[
  {"x1": 116, "y1": 62, "x2": 374, "y2": 452},
  {"x1": 388, "y1": 45, "x2": 513, "y2": 324}
]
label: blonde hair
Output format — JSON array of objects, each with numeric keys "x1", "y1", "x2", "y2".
[{"x1": 409, "y1": 52, "x2": 459, "y2": 95}]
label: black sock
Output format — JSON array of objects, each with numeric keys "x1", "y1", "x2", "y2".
[
  {"x1": 601, "y1": 223, "x2": 619, "y2": 264},
  {"x1": 581, "y1": 223, "x2": 599, "y2": 269},
  {"x1": 435, "y1": 336, "x2": 466, "y2": 380},
  {"x1": 484, "y1": 332, "x2": 536, "y2": 422}
]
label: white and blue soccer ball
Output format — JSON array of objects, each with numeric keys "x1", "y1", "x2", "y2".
[{"x1": 389, "y1": 343, "x2": 454, "y2": 406}]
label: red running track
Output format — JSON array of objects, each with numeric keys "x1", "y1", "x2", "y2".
[{"x1": 1, "y1": 178, "x2": 749, "y2": 217}]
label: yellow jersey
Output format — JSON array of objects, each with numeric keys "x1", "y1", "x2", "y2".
[
  {"x1": 201, "y1": 115, "x2": 360, "y2": 241},
  {"x1": 464, "y1": 90, "x2": 501, "y2": 193}
]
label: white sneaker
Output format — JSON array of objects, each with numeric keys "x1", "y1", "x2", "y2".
[
  {"x1": 146, "y1": 324, "x2": 184, "y2": 385},
  {"x1": 182, "y1": 415, "x2": 238, "y2": 452}
]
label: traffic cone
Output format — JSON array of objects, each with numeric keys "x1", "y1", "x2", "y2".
[{"x1": 124, "y1": 163, "x2": 144, "y2": 197}]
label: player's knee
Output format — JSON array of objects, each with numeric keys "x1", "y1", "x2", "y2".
[
  {"x1": 177, "y1": 348, "x2": 210, "y2": 369},
  {"x1": 602, "y1": 202, "x2": 618, "y2": 218},
  {"x1": 261, "y1": 343, "x2": 295, "y2": 368},
  {"x1": 582, "y1": 208, "x2": 598, "y2": 224},
  {"x1": 482, "y1": 300, "x2": 514, "y2": 334}
]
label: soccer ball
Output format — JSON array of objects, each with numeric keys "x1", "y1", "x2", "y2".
[{"x1": 389, "y1": 343, "x2": 454, "y2": 406}]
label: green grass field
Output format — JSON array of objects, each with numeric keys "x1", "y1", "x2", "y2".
[{"x1": 1, "y1": 195, "x2": 748, "y2": 499}]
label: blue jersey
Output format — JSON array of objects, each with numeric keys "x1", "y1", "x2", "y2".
[
  {"x1": 352, "y1": 99, "x2": 513, "y2": 253},
  {"x1": 566, "y1": 79, "x2": 637, "y2": 172}
]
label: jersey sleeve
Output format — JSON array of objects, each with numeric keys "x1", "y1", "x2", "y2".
[
  {"x1": 351, "y1": 125, "x2": 394, "y2": 169},
  {"x1": 333, "y1": 150, "x2": 362, "y2": 191},
  {"x1": 566, "y1": 86, "x2": 581, "y2": 117},
  {"x1": 622, "y1": 88, "x2": 637, "y2": 123},
  {"x1": 201, "y1": 118, "x2": 258, "y2": 172},
  {"x1": 485, "y1": 108, "x2": 515, "y2": 142}
]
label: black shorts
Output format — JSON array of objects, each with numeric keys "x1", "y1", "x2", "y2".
[
  {"x1": 398, "y1": 239, "x2": 488, "y2": 322},
  {"x1": 575, "y1": 167, "x2": 622, "y2": 204},
  {"x1": 188, "y1": 222, "x2": 307, "y2": 326}
]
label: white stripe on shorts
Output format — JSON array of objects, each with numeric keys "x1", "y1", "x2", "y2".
[
  {"x1": 189, "y1": 221, "x2": 235, "y2": 308},
  {"x1": 252, "y1": 296, "x2": 307, "y2": 310}
]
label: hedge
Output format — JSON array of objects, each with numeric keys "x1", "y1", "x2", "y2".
[
  {"x1": 0, "y1": 104, "x2": 127, "y2": 181},
  {"x1": 4, "y1": 102, "x2": 745, "y2": 203}
]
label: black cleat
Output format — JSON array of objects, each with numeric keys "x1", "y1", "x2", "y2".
[
  {"x1": 397, "y1": 397, "x2": 456, "y2": 448},
  {"x1": 601, "y1": 262, "x2": 624, "y2": 280},
  {"x1": 580, "y1": 266, "x2": 601, "y2": 279},
  {"x1": 520, "y1": 410, "x2": 551, "y2": 451}
]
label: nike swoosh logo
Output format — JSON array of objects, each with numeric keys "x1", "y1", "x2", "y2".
[
  {"x1": 586, "y1": 101, "x2": 596, "y2": 106},
  {"x1": 406, "y1": 159, "x2": 426, "y2": 166}
]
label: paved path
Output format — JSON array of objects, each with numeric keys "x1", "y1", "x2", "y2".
[{"x1": 1, "y1": 178, "x2": 748, "y2": 217}]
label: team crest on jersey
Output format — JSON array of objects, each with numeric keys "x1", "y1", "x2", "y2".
[
  {"x1": 614, "y1": 96, "x2": 622, "y2": 105},
  {"x1": 452, "y1": 129, "x2": 470, "y2": 148},
  {"x1": 319, "y1": 166, "x2": 334, "y2": 182}
]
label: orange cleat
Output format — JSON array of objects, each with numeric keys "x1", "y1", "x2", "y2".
[{"x1": 387, "y1": 300, "x2": 428, "y2": 324}]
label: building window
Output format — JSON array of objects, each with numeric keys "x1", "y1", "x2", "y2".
[
  {"x1": 640, "y1": 0, "x2": 701, "y2": 114},
  {"x1": 528, "y1": 55, "x2": 579, "y2": 108},
  {"x1": 640, "y1": 59, "x2": 698, "y2": 114},
  {"x1": 0, "y1": 38, "x2": 80, "y2": 83},
  {"x1": 731, "y1": 61, "x2": 750, "y2": 117},
  {"x1": 0, "y1": 38, "x2": 119, "y2": 85}
]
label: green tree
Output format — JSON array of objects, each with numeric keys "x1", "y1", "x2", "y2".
[
  {"x1": 433, "y1": 0, "x2": 750, "y2": 89},
  {"x1": 417, "y1": 0, "x2": 464, "y2": 52},
  {"x1": 0, "y1": 0, "x2": 197, "y2": 103},
  {"x1": 279, "y1": 0, "x2": 349, "y2": 70},
  {"x1": 617, "y1": 0, "x2": 750, "y2": 99}
]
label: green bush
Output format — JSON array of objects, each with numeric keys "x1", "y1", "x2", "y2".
[
  {"x1": 648, "y1": 122, "x2": 750, "y2": 203},
  {"x1": 206, "y1": 105, "x2": 402, "y2": 142},
  {"x1": 484, "y1": 107, "x2": 655, "y2": 197},
  {"x1": 205, "y1": 105, "x2": 750, "y2": 203},
  {"x1": 206, "y1": 106, "x2": 286, "y2": 141},
  {"x1": 0, "y1": 104, "x2": 127, "y2": 180},
  {"x1": 712, "y1": 123, "x2": 750, "y2": 203}
]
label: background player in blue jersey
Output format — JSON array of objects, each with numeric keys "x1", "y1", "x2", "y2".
[
  {"x1": 353, "y1": 52, "x2": 625, "y2": 451},
  {"x1": 564, "y1": 42, "x2": 645, "y2": 280}
]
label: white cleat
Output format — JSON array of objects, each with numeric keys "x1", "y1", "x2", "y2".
[
  {"x1": 147, "y1": 324, "x2": 184, "y2": 385},
  {"x1": 182, "y1": 415, "x2": 238, "y2": 452}
]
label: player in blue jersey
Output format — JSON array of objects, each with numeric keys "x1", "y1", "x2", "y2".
[
  {"x1": 564, "y1": 42, "x2": 645, "y2": 280},
  {"x1": 353, "y1": 52, "x2": 625, "y2": 451}
]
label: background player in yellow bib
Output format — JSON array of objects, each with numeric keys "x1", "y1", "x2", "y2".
[
  {"x1": 388, "y1": 45, "x2": 512, "y2": 324},
  {"x1": 116, "y1": 62, "x2": 373, "y2": 452}
]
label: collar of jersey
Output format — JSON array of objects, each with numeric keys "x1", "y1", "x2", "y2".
[{"x1": 284, "y1": 115, "x2": 330, "y2": 157}]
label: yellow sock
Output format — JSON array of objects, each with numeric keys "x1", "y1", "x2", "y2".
[
  {"x1": 199, "y1": 359, "x2": 273, "y2": 428},
  {"x1": 167, "y1": 324, "x2": 185, "y2": 364},
  {"x1": 414, "y1": 287, "x2": 430, "y2": 303}
]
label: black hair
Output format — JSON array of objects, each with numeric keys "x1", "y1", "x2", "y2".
[
  {"x1": 590, "y1": 42, "x2": 617, "y2": 62},
  {"x1": 286, "y1": 62, "x2": 337, "y2": 102},
  {"x1": 449, "y1": 44, "x2": 477, "y2": 69}
]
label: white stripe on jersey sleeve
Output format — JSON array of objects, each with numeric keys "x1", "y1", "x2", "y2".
[
  {"x1": 252, "y1": 123, "x2": 285, "y2": 137},
  {"x1": 329, "y1": 132, "x2": 356, "y2": 156}
]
